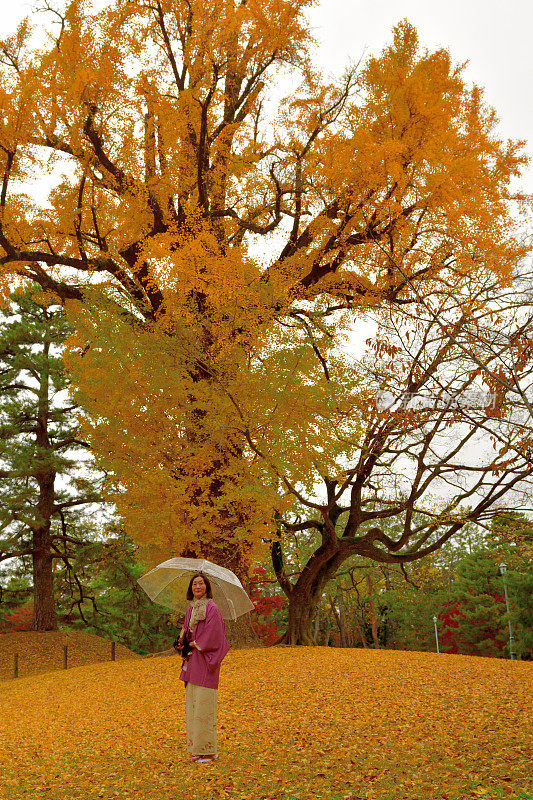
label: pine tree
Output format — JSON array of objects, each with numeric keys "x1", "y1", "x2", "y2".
[{"x1": 0, "y1": 285, "x2": 104, "y2": 629}]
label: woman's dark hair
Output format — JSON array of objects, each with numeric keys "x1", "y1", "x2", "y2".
[{"x1": 186, "y1": 572, "x2": 213, "y2": 600}]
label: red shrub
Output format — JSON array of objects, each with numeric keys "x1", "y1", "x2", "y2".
[
  {"x1": 438, "y1": 601, "x2": 465, "y2": 654},
  {"x1": 249, "y1": 566, "x2": 286, "y2": 645},
  {"x1": 0, "y1": 604, "x2": 33, "y2": 634}
]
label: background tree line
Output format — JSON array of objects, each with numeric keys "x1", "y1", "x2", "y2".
[{"x1": 249, "y1": 515, "x2": 532, "y2": 659}]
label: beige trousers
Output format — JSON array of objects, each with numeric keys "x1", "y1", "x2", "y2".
[{"x1": 185, "y1": 682, "x2": 218, "y2": 757}]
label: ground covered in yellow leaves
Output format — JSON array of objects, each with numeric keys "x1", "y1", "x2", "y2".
[{"x1": 0, "y1": 645, "x2": 531, "y2": 800}]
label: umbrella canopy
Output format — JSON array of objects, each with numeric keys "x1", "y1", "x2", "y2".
[{"x1": 136, "y1": 557, "x2": 255, "y2": 621}]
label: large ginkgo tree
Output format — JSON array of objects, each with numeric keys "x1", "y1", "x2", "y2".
[{"x1": 0, "y1": 1, "x2": 529, "y2": 595}]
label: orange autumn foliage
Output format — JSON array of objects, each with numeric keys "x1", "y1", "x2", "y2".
[{"x1": 0, "y1": 4, "x2": 530, "y2": 570}]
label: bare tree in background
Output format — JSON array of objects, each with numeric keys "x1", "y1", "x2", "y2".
[{"x1": 266, "y1": 274, "x2": 533, "y2": 644}]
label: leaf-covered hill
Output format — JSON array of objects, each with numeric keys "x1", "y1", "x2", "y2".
[
  {"x1": 0, "y1": 630, "x2": 142, "y2": 681},
  {"x1": 0, "y1": 647, "x2": 531, "y2": 800}
]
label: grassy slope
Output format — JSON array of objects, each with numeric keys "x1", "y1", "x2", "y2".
[
  {"x1": 0, "y1": 630, "x2": 143, "y2": 681},
  {"x1": 0, "y1": 642, "x2": 531, "y2": 800}
]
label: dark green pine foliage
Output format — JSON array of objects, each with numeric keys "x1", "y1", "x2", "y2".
[
  {"x1": 489, "y1": 513, "x2": 533, "y2": 659},
  {"x1": 443, "y1": 548, "x2": 521, "y2": 658},
  {"x1": 0, "y1": 285, "x2": 103, "y2": 630},
  {"x1": 58, "y1": 519, "x2": 187, "y2": 655},
  {"x1": 509, "y1": 571, "x2": 533, "y2": 659}
]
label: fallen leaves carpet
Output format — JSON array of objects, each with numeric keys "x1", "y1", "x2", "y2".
[{"x1": 0, "y1": 645, "x2": 531, "y2": 800}]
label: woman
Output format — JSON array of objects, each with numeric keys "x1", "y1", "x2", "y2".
[{"x1": 177, "y1": 573, "x2": 230, "y2": 764}]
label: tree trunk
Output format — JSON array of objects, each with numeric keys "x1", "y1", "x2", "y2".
[
  {"x1": 323, "y1": 606, "x2": 332, "y2": 646},
  {"x1": 366, "y1": 574, "x2": 380, "y2": 648},
  {"x1": 31, "y1": 338, "x2": 58, "y2": 631},
  {"x1": 225, "y1": 612, "x2": 263, "y2": 648},
  {"x1": 329, "y1": 593, "x2": 347, "y2": 646},
  {"x1": 31, "y1": 524, "x2": 57, "y2": 630},
  {"x1": 271, "y1": 537, "x2": 348, "y2": 646},
  {"x1": 313, "y1": 599, "x2": 321, "y2": 643},
  {"x1": 277, "y1": 593, "x2": 318, "y2": 645}
]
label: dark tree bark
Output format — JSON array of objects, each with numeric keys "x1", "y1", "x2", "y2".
[
  {"x1": 323, "y1": 606, "x2": 332, "y2": 646},
  {"x1": 31, "y1": 526, "x2": 57, "y2": 630},
  {"x1": 271, "y1": 538, "x2": 349, "y2": 645},
  {"x1": 312, "y1": 600, "x2": 321, "y2": 643},
  {"x1": 366, "y1": 574, "x2": 380, "y2": 649},
  {"x1": 30, "y1": 336, "x2": 58, "y2": 630}
]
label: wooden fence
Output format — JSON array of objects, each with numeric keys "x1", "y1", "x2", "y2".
[{"x1": 11, "y1": 641, "x2": 117, "y2": 678}]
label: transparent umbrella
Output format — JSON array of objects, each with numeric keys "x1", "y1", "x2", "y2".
[{"x1": 136, "y1": 557, "x2": 255, "y2": 621}]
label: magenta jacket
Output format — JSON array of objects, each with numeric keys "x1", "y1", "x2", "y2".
[{"x1": 179, "y1": 599, "x2": 230, "y2": 689}]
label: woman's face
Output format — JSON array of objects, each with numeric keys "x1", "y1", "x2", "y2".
[{"x1": 192, "y1": 576, "x2": 207, "y2": 599}]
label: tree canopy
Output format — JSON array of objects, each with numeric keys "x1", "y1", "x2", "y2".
[{"x1": 0, "y1": 0, "x2": 530, "y2": 576}]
